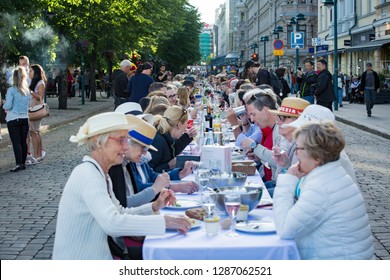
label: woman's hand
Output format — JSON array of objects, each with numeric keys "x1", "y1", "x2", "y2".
[
  {"x1": 170, "y1": 181, "x2": 199, "y2": 194},
  {"x1": 272, "y1": 146, "x2": 289, "y2": 167},
  {"x1": 185, "y1": 126, "x2": 197, "y2": 138},
  {"x1": 152, "y1": 188, "x2": 176, "y2": 212},
  {"x1": 164, "y1": 215, "x2": 192, "y2": 233},
  {"x1": 287, "y1": 162, "x2": 306, "y2": 178},
  {"x1": 152, "y1": 172, "x2": 170, "y2": 194},
  {"x1": 179, "y1": 161, "x2": 194, "y2": 178}
]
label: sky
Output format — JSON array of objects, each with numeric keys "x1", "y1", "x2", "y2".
[{"x1": 188, "y1": 0, "x2": 226, "y2": 24}]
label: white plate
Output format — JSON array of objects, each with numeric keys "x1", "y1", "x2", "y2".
[
  {"x1": 165, "y1": 200, "x2": 201, "y2": 210},
  {"x1": 190, "y1": 219, "x2": 202, "y2": 229},
  {"x1": 235, "y1": 220, "x2": 276, "y2": 234}
]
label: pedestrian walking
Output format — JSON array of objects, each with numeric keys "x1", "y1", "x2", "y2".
[{"x1": 360, "y1": 62, "x2": 380, "y2": 117}]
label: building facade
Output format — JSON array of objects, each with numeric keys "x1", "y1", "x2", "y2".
[{"x1": 200, "y1": 24, "x2": 214, "y2": 62}]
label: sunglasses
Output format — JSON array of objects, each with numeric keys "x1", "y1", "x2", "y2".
[
  {"x1": 168, "y1": 94, "x2": 177, "y2": 99},
  {"x1": 277, "y1": 115, "x2": 294, "y2": 122},
  {"x1": 179, "y1": 108, "x2": 187, "y2": 121},
  {"x1": 294, "y1": 146, "x2": 305, "y2": 153}
]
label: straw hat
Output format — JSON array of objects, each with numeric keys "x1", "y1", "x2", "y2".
[
  {"x1": 128, "y1": 117, "x2": 158, "y2": 151},
  {"x1": 282, "y1": 104, "x2": 335, "y2": 129},
  {"x1": 268, "y1": 97, "x2": 310, "y2": 117},
  {"x1": 70, "y1": 112, "x2": 135, "y2": 145},
  {"x1": 115, "y1": 102, "x2": 154, "y2": 124}
]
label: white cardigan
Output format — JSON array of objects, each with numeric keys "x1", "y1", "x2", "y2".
[
  {"x1": 53, "y1": 156, "x2": 165, "y2": 260},
  {"x1": 274, "y1": 159, "x2": 374, "y2": 260}
]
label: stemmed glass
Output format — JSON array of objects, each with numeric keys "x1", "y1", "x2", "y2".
[{"x1": 224, "y1": 194, "x2": 241, "y2": 237}]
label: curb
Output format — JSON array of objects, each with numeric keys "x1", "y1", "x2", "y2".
[
  {"x1": 0, "y1": 102, "x2": 114, "y2": 150},
  {"x1": 336, "y1": 116, "x2": 390, "y2": 141}
]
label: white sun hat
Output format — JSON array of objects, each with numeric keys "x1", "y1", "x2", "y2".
[
  {"x1": 281, "y1": 104, "x2": 335, "y2": 129},
  {"x1": 115, "y1": 102, "x2": 154, "y2": 124}
]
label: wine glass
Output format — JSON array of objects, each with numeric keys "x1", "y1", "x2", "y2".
[
  {"x1": 224, "y1": 194, "x2": 241, "y2": 237},
  {"x1": 201, "y1": 191, "x2": 216, "y2": 216}
]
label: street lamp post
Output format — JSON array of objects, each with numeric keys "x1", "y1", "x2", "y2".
[
  {"x1": 324, "y1": 0, "x2": 339, "y2": 111},
  {"x1": 273, "y1": 26, "x2": 284, "y2": 67},
  {"x1": 260, "y1": 36, "x2": 269, "y2": 66}
]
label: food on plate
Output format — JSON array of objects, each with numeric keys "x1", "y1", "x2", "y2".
[{"x1": 185, "y1": 207, "x2": 207, "y2": 220}]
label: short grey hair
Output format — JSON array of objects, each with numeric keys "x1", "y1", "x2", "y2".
[{"x1": 85, "y1": 132, "x2": 110, "y2": 151}]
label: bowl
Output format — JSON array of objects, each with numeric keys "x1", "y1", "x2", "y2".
[
  {"x1": 209, "y1": 172, "x2": 247, "y2": 189},
  {"x1": 212, "y1": 186, "x2": 263, "y2": 213}
]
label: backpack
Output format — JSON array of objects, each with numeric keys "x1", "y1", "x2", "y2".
[{"x1": 270, "y1": 72, "x2": 283, "y2": 95}]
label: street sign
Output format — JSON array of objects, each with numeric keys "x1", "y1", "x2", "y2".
[
  {"x1": 273, "y1": 50, "x2": 284, "y2": 56},
  {"x1": 273, "y1": 39, "x2": 284, "y2": 50},
  {"x1": 312, "y1": 37, "x2": 321, "y2": 46},
  {"x1": 291, "y1": 32, "x2": 305, "y2": 49}
]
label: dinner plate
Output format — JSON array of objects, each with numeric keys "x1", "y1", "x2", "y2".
[
  {"x1": 190, "y1": 219, "x2": 202, "y2": 229},
  {"x1": 235, "y1": 220, "x2": 276, "y2": 234},
  {"x1": 257, "y1": 198, "x2": 273, "y2": 208},
  {"x1": 165, "y1": 199, "x2": 201, "y2": 210}
]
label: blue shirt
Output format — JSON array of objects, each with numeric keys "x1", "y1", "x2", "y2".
[
  {"x1": 3, "y1": 87, "x2": 31, "y2": 122},
  {"x1": 127, "y1": 73, "x2": 154, "y2": 102},
  {"x1": 236, "y1": 123, "x2": 263, "y2": 148}
]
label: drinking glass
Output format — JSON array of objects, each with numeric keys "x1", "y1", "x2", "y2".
[
  {"x1": 224, "y1": 194, "x2": 241, "y2": 237},
  {"x1": 198, "y1": 178, "x2": 210, "y2": 192},
  {"x1": 201, "y1": 191, "x2": 216, "y2": 216},
  {"x1": 209, "y1": 159, "x2": 221, "y2": 175}
]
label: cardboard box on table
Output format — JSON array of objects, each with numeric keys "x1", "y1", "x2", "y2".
[{"x1": 200, "y1": 145, "x2": 232, "y2": 173}]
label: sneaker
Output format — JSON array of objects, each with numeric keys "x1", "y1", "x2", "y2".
[
  {"x1": 41, "y1": 150, "x2": 46, "y2": 158},
  {"x1": 25, "y1": 156, "x2": 39, "y2": 165}
]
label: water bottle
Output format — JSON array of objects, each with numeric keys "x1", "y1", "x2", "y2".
[{"x1": 203, "y1": 129, "x2": 215, "y2": 146}]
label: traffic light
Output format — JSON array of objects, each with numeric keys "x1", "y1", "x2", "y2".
[
  {"x1": 252, "y1": 53, "x2": 259, "y2": 61},
  {"x1": 132, "y1": 53, "x2": 138, "y2": 63}
]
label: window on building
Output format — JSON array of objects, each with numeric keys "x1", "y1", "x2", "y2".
[{"x1": 240, "y1": 12, "x2": 244, "y2": 22}]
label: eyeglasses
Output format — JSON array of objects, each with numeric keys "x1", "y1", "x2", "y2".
[
  {"x1": 294, "y1": 146, "x2": 305, "y2": 153},
  {"x1": 277, "y1": 115, "x2": 293, "y2": 122},
  {"x1": 167, "y1": 94, "x2": 177, "y2": 99},
  {"x1": 108, "y1": 136, "x2": 130, "y2": 145}
]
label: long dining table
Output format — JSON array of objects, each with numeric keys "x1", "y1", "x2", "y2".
[{"x1": 142, "y1": 173, "x2": 300, "y2": 260}]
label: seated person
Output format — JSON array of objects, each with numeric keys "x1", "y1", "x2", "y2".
[
  {"x1": 149, "y1": 105, "x2": 197, "y2": 172},
  {"x1": 274, "y1": 122, "x2": 374, "y2": 260}
]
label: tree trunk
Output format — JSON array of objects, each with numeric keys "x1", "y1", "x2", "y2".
[
  {"x1": 58, "y1": 69, "x2": 68, "y2": 109},
  {"x1": 90, "y1": 53, "x2": 97, "y2": 101}
]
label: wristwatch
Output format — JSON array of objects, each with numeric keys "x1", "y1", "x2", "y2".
[{"x1": 250, "y1": 141, "x2": 257, "y2": 150}]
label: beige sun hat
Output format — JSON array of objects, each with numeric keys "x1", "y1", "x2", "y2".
[
  {"x1": 127, "y1": 116, "x2": 158, "y2": 151},
  {"x1": 268, "y1": 97, "x2": 310, "y2": 118},
  {"x1": 70, "y1": 112, "x2": 136, "y2": 145},
  {"x1": 115, "y1": 102, "x2": 154, "y2": 124}
]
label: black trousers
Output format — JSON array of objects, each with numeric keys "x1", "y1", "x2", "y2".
[
  {"x1": 316, "y1": 100, "x2": 333, "y2": 112},
  {"x1": 7, "y1": 118, "x2": 29, "y2": 165}
]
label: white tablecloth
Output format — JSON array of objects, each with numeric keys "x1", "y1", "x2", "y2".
[{"x1": 143, "y1": 173, "x2": 300, "y2": 260}]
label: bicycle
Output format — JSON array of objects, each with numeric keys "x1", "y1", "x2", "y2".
[{"x1": 100, "y1": 82, "x2": 112, "y2": 98}]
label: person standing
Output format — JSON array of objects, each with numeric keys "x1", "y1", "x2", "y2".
[
  {"x1": 128, "y1": 62, "x2": 154, "y2": 103},
  {"x1": 28, "y1": 64, "x2": 47, "y2": 162},
  {"x1": 84, "y1": 69, "x2": 91, "y2": 99},
  {"x1": 113, "y1": 59, "x2": 132, "y2": 109},
  {"x1": 314, "y1": 59, "x2": 336, "y2": 111},
  {"x1": 155, "y1": 64, "x2": 169, "y2": 82},
  {"x1": 297, "y1": 61, "x2": 317, "y2": 104},
  {"x1": 360, "y1": 62, "x2": 380, "y2": 117},
  {"x1": 3, "y1": 67, "x2": 31, "y2": 172}
]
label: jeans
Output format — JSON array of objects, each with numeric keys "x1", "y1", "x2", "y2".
[
  {"x1": 338, "y1": 88, "x2": 343, "y2": 107},
  {"x1": 364, "y1": 89, "x2": 376, "y2": 114},
  {"x1": 7, "y1": 118, "x2": 29, "y2": 165},
  {"x1": 302, "y1": 95, "x2": 315, "y2": 104},
  {"x1": 264, "y1": 180, "x2": 276, "y2": 198}
]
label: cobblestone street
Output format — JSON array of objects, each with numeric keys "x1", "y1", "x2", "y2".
[{"x1": 0, "y1": 114, "x2": 389, "y2": 259}]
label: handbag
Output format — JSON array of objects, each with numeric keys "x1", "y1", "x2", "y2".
[{"x1": 28, "y1": 102, "x2": 49, "y2": 121}]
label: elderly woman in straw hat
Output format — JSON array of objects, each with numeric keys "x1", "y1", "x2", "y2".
[
  {"x1": 52, "y1": 112, "x2": 191, "y2": 260},
  {"x1": 273, "y1": 122, "x2": 374, "y2": 260}
]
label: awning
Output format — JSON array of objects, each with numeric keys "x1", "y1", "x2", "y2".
[
  {"x1": 313, "y1": 48, "x2": 345, "y2": 57},
  {"x1": 225, "y1": 52, "x2": 240, "y2": 59},
  {"x1": 345, "y1": 39, "x2": 390, "y2": 52}
]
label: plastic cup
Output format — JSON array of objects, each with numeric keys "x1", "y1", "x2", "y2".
[{"x1": 187, "y1": 119, "x2": 194, "y2": 129}]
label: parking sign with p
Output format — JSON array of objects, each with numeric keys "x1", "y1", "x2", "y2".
[{"x1": 291, "y1": 32, "x2": 305, "y2": 49}]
